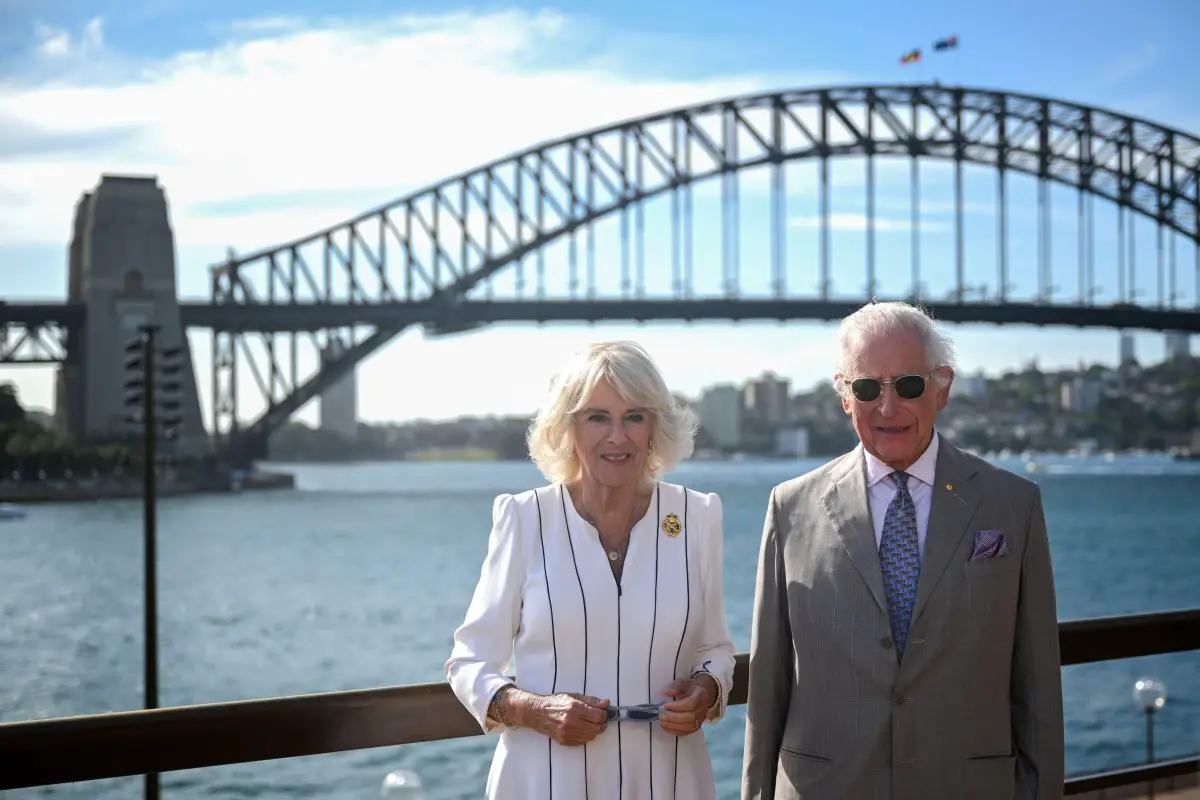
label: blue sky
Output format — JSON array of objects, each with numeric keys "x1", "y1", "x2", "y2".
[{"x1": 1, "y1": 0, "x2": 1198, "y2": 424}]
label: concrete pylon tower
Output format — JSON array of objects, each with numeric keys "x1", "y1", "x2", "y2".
[
  {"x1": 53, "y1": 191, "x2": 91, "y2": 436},
  {"x1": 56, "y1": 174, "x2": 209, "y2": 455},
  {"x1": 319, "y1": 337, "x2": 358, "y2": 441}
]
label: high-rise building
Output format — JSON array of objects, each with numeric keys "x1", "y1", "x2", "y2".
[
  {"x1": 743, "y1": 372, "x2": 791, "y2": 425},
  {"x1": 1165, "y1": 332, "x2": 1190, "y2": 361},
  {"x1": 699, "y1": 384, "x2": 742, "y2": 449},
  {"x1": 1118, "y1": 332, "x2": 1136, "y2": 365}
]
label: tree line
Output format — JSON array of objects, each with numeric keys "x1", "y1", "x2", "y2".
[{"x1": 0, "y1": 383, "x2": 135, "y2": 481}]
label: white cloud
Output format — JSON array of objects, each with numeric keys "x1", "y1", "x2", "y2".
[
  {"x1": 0, "y1": 9, "x2": 841, "y2": 253},
  {"x1": 81, "y1": 17, "x2": 104, "y2": 51},
  {"x1": 32, "y1": 16, "x2": 104, "y2": 60},
  {"x1": 1096, "y1": 42, "x2": 1160, "y2": 88},
  {"x1": 224, "y1": 16, "x2": 309, "y2": 35},
  {"x1": 789, "y1": 212, "x2": 948, "y2": 233},
  {"x1": 34, "y1": 24, "x2": 70, "y2": 59}
]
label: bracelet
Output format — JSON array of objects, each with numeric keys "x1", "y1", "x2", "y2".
[
  {"x1": 488, "y1": 684, "x2": 517, "y2": 728},
  {"x1": 691, "y1": 669, "x2": 723, "y2": 713}
]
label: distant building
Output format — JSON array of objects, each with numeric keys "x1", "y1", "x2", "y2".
[
  {"x1": 1119, "y1": 332, "x2": 1136, "y2": 365},
  {"x1": 1165, "y1": 332, "x2": 1190, "y2": 361},
  {"x1": 319, "y1": 338, "x2": 358, "y2": 442},
  {"x1": 774, "y1": 427, "x2": 810, "y2": 457},
  {"x1": 699, "y1": 384, "x2": 742, "y2": 449},
  {"x1": 1060, "y1": 377, "x2": 1101, "y2": 414},
  {"x1": 743, "y1": 372, "x2": 791, "y2": 425},
  {"x1": 956, "y1": 369, "x2": 989, "y2": 398}
]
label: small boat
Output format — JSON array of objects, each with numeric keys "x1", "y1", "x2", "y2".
[{"x1": 0, "y1": 503, "x2": 27, "y2": 520}]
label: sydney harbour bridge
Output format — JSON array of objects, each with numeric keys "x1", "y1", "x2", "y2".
[{"x1": 2, "y1": 83, "x2": 1199, "y2": 467}]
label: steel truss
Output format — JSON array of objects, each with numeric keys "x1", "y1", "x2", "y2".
[
  {"x1": 0, "y1": 322, "x2": 69, "y2": 364},
  {"x1": 209, "y1": 83, "x2": 1200, "y2": 460}
]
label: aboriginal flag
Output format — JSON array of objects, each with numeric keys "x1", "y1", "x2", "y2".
[{"x1": 899, "y1": 48, "x2": 921, "y2": 65}]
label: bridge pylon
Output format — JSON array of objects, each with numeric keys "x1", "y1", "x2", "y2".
[{"x1": 56, "y1": 175, "x2": 210, "y2": 457}]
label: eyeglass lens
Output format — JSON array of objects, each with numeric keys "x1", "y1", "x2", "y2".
[{"x1": 850, "y1": 374, "x2": 927, "y2": 402}]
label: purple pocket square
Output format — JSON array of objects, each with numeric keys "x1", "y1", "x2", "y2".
[{"x1": 970, "y1": 529, "x2": 1008, "y2": 560}]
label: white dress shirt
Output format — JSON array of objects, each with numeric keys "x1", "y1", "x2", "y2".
[{"x1": 863, "y1": 432, "x2": 939, "y2": 560}]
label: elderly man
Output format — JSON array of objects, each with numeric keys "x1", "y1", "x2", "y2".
[{"x1": 742, "y1": 301, "x2": 1064, "y2": 800}]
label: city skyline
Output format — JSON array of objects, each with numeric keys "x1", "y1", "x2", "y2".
[
  {"x1": 1, "y1": 0, "x2": 1198, "y2": 426},
  {"x1": 1, "y1": 324, "x2": 1181, "y2": 425}
]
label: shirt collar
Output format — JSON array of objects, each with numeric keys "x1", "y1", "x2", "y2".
[{"x1": 863, "y1": 431, "x2": 939, "y2": 489}]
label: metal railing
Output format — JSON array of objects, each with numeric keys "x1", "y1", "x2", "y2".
[{"x1": 0, "y1": 608, "x2": 1197, "y2": 793}]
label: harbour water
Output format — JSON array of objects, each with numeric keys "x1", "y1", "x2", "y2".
[{"x1": 1, "y1": 455, "x2": 1197, "y2": 799}]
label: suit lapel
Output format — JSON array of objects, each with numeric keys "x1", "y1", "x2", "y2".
[
  {"x1": 820, "y1": 447, "x2": 887, "y2": 614},
  {"x1": 910, "y1": 435, "x2": 981, "y2": 626}
]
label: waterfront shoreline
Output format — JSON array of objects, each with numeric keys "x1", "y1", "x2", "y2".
[{"x1": 0, "y1": 469, "x2": 296, "y2": 505}]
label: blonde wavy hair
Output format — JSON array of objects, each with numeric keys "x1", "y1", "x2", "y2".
[{"x1": 527, "y1": 341, "x2": 698, "y2": 486}]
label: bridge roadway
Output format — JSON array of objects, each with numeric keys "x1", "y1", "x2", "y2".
[{"x1": 4, "y1": 298, "x2": 1200, "y2": 333}]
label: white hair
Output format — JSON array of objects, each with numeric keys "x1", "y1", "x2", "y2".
[
  {"x1": 833, "y1": 301, "x2": 957, "y2": 397},
  {"x1": 527, "y1": 341, "x2": 698, "y2": 486}
]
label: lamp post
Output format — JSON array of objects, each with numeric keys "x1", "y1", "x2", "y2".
[
  {"x1": 122, "y1": 325, "x2": 185, "y2": 800},
  {"x1": 1133, "y1": 676, "x2": 1167, "y2": 799},
  {"x1": 158, "y1": 344, "x2": 185, "y2": 473}
]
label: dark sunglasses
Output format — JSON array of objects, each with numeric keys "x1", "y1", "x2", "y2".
[{"x1": 846, "y1": 371, "x2": 939, "y2": 403}]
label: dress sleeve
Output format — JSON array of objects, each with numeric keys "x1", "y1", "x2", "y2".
[
  {"x1": 445, "y1": 493, "x2": 524, "y2": 733},
  {"x1": 690, "y1": 491, "x2": 736, "y2": 722}
]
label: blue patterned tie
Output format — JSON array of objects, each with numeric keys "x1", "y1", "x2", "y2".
[{"x1": 879, "y1": 471, "x2": 921, "y2": 660}]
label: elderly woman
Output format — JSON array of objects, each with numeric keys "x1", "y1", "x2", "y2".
[{"x1": 446, "y1": 340, "x2": 736, "y2": 799}]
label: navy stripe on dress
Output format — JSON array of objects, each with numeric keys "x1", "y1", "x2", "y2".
[
  {"x1": 670, "y1": 487, "x2": 692, "y2": 798},
  {"x1": 534, "y1": 489, "x2": 557, "y2": 797},
  {"x1": 646, "y1": 485, "x2": 662, "y2": 800},
  {"x1": 615, "y1": 509, "x2": 624, "y2": 800},
  {"x1": 559, "y1": 485, "x2": 591, "y2": 800}
]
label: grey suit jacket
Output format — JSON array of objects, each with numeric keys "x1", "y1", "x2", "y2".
[{"x1": 742, "y1": 436, "x2": 1064, "y2": 800}]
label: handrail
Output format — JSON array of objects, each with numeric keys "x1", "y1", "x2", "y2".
[
  {"x1": 1064, "y1": 756, "x2": 1200, "y2": 795},
  {"x1": 0, "y1": 608, "x2": 1197, "y2": 790}
]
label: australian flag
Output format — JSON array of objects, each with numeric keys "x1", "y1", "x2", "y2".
[{"x1": 933, "y1": 35, "x2": 959, "y2": 51}]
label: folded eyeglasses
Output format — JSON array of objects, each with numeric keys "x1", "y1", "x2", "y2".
[{"x1": 605, "y1": 703, "x2": 664, "y2": 722}]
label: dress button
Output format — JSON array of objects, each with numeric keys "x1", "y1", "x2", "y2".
[{"x1": 880, "y1": 636, "x2": 893, "y2": 649}]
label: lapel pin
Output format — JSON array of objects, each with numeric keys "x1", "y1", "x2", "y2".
[
  {"x1": 945, "y1": 483, "x2": 953, "y2": 491},
  {"x1": 661, "y1": 512, "x2": 681, "y2": 537}
]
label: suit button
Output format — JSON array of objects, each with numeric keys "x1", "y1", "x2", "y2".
[{"x1": 880, "y1": 636, "x2": 893, "y2": 649}]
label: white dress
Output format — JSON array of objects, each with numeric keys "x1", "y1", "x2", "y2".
[{"x1": 446, "y1": 481, "x2": 736, "y2": 800}]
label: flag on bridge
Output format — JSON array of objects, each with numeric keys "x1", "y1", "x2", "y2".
[
  {"x1": 899, "y1": 48, "x2": 921, "y2": 65},
  {"x1": 933, "y1": 35, "x2": 959, "y2": 51}
]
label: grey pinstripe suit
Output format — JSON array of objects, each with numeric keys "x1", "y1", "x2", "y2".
[{"x1": 741, "y1": 436, "x2": 1065, "y2": 800}]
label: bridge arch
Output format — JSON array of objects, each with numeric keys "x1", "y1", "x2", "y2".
[{"x1": 209, "y1": 84, "x2": 1200, "y2": 459}]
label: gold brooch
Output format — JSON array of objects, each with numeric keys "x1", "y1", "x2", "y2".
[{"x1": 661, "y1": 512, "x2": 681, "y2": 537}]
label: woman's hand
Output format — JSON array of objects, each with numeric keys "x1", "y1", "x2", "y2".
[
  {"x1": 525, "y1": 692, "x2": 610, "y2": 746},
  {"x1": 659, "y1": 676, "x2": 716, "y2": 737}
]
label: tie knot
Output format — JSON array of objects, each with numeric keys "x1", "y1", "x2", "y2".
[{"x1": 891, "y1": 471, "x2": 910, "y2": 490}]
